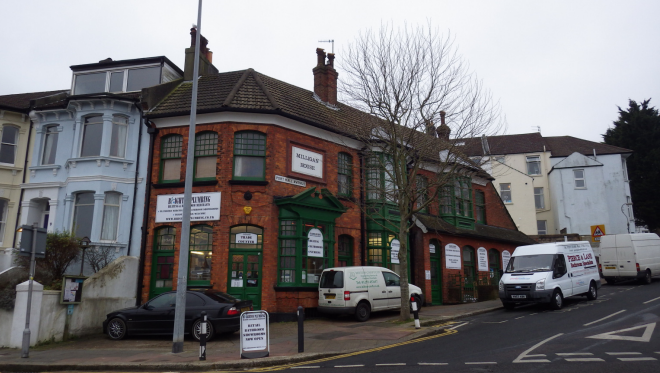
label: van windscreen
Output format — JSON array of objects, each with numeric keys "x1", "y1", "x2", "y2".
[
  {"x1": 320, "y1": 271, "x2": 344, "y2": 288},
  {"x1": 506, "y1": 254, "x2": 554, "y2": 273}
]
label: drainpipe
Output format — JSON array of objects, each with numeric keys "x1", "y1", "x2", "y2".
[
  {"x1": 13, "y1": 115, "x2": 34, "y2": 248},
  {"x1": 560, "y1": 169, "x2": 572, "y2": 233},
  {"x1": 127, "y1": 103, "x2": 144, "y2": 257},
  {"x1": 135, "y1": 119, "x2": 157, "y2": 306}
]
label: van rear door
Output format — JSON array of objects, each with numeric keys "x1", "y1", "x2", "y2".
[
  {"x1": 615, "y1": 235, "x2": 637, "y2": 277},
  {"x1": 319, "y1": 270, "x2": 346, "y2": 308}
]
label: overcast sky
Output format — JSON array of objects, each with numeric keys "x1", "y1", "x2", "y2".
[{"x1": 2, "y1": 0, "x2": 658, "y2": 143}]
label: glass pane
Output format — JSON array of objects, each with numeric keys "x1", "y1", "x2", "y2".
[
  {"x1": 189, "y1": 250, "x2": 212, "y2": 281},
  {"x1": 161, "y1": 136, "x2": 183, "y2": 158},
  {"x1": 109, "y1": 71, "x2": 124, "y2": 92},
  {"x1": 42, "y1": 128, "x2": 58, "y2": 165},
  {"x1": 0, "y1": 144, "x2": 15, "y2": 164},
  {"x1": 73, "y1": 204, "x2": 94, "y2": 238},
  {"x1": 126, "y1": 66, "x2": 160, "y2": 91},
  {"x1": 574, "y1": 170, "x2": 584, "y2": 179},
  {"x1": 74, "y1": 73, "x2": 106, "y2": 95},
  {"x1": 81, "y1": 119, "x2": 103, "y2": 157},
  {"x1": 195, "y1": 156, "x2": 216, "y2": 179},
  {"x1": 163, "y1": 159, "x2": 181, "y2": 181},
  {"x1": 100, "y1": 204, "x2": 119, "y2": 240},
  {"x1": 575, "y1": 179, "x2": 585, "y2": 188},
  {"x1": 110, "y1": 121, "x2": 127, "y2": 158},
  {"x1": 234, "y1": 132, "x2": 266, "y2": 156},
  {"x1": 1, "y1": 126, "x2": 17, "y2": 144},
  {"x1": 234, "y1": 156, "x2": 264, "y2": 178},
  {"x1": 195, "y1": 132, "x2": 217, "y2": 156}
]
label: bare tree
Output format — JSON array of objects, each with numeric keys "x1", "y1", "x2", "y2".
[
  {"x1": 85, "y1": 246, "x2": 116, "y2": 273},
  {"x1": 14, "y1": 230, "x2": 80, "y2": 289},
  {"x1": 339, "y1": 22, "x2": 504, "y2": 320}
]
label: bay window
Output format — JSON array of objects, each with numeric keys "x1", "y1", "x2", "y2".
[
  {"x1": 72, "y1": 192, "x2": 95, "y2": 239},
  {"x1": 277, "y1": 219, "x2": 334, "y2": 286},
  {"x1": 100, "y1": 193, "x2": 121, "y2": 241},
  {"x1": 110, "y1": 115, "x2": 128, "y2": 158},
  {"x1": 81, "y1": 115, "x2": 103, "y2": 157},
  {"x1": 42, "y1": 125, "x2": 59, "y2": 165}
]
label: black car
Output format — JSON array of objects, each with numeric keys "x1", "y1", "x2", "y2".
[{"x1": 103, "y1": 290, "x2": 253, "y2": 341}]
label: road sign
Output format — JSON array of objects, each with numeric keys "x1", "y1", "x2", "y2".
[{"x1": 591, "y1": 225, "x2": 606, "y2": 242}]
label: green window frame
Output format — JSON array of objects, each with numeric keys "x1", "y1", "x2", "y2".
[
  {"x1": 277, "y1": 219, "x2": 334, "y2": 286},
  {"x1": 338, "y1": 152, "x2": 353, "y2": 197},
  {"x1": 367, "y1": 231, "x2": 399, "y2": 272},
  {"x1": 160, "y1": 135, "x2": 183, "y2": 183},
  {"x1": 439, "y1": 176, "x2": 475, "y2": 229},
  {"x1": 337, "y1": 235, "x2": 353, "y2": 266},
  {"x1": 230, "y1": 225, "x2": 263, "y2": 249},
  {"x1": 416, "y1": 175, "x2": 429, "y2": 213},
  {"x1": 366, "y1": 154, "x2": 397, "y2": 203},
  {"x1": 188, "y1": 225, "x2": 212, "y2": 287},
  {"x1": 475, "y1": 190, "x2": 486, "y2": 224},
  {"x1": 233, "y1": 131, "x2": 266, "y2": 181},
  {"x1": 194, "y1": 131, "x2": 218, "y2": 181}
]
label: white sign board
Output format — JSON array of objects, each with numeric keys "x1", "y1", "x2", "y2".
[
  {"x1": 477, "y1": 247, "x2": 488, "y2": 272},
  {"x1": 502, "y1": 250, "x2": 511, "y2": 271},
  {"x1": 445, "y1": 243, "x2": 462, "y2": 270},
  {"x1": 390, "y1": 239, "x2": 400, "y2": 264},
  {"x1": 292, "y1": 146, "x2": 323, "y2": 178},
  {"x1": 429, "y1": 244, "x2": 436, "y2": 254},
  {"x1": 425, "y1": 270, "x2": 431, "y2": 280},
  {"x1": 155, "y1": 192, "x2": 221, "y2": 223},
  {"x1": 275, "y1": 175, "x2": 306, "y2": 187},
  {"x1": 236, "y1": 233, "x2": 258, "y2": 244},
  {"x1": 240, "y1": 311, "x2": 269, "y2": 358},
  {"x1": 307, "y1": 228, "x2": 324, "y2": 257}
]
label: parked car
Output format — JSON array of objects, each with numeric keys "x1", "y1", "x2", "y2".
[
  {"x1": 317, "y1": 266, "x2": 423, "y2": 321},
  {"x1": 499, "y1": 241, "x2": 600, "y2": 310},
  {"x1": 600, "y1": 233, "x2": 660, "y2": 284},
  {"x1": 103, "y1": 290, "x2": 253, "y2": 341}
]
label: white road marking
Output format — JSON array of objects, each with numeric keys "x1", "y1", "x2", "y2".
[
  {"x1": 334, "y1": 365, "x2": 364, "y2": 368},
  {"x1": 483, "y1": 320, "x2": 508, "y2": 324},
  {"x1": 447, "y1": 322, "x2": 469, "y2": 330},
  {"x1": 587, "y1": 322, "x2": 656, "y2": 342},
  {"x1": 529, "y1": 313, "x2": 538, "y2": 315},
  {"x1": 583, "y1": 310, "x2": 627, "y2": 326},
  {"x1": 618, "y1": 357, "x2": 657, "y2": 361},
  {"x1": 291, "y1": 367, "x2": 320, "y2": 369},
  {"x1": 515, "y1": 316, "x2": 525, "y2": 319},
  {"x1": 418, "y1": 363, "x2": 448, "y2": 365},
  {"x1": 643, "y1": 296, "x2": 660, "y2": 304},
  {"x1": 565, "y1": 358, "x2": 605, "y2": 362},
  {"x1": 465, "y1": 362, "x2": 497, "y2": 365},
  {"x1": 375, "y1": 363, "x2": 406, "y2": 366},
  {"x1": 606, "y1": 352, "x2": 642, "y2": 355},
  {"x1": 513, "y1": 333, "x2": 563, "y2": 363},
  {"x1": 557, "y1": 353, "x2": 593, "y2": 356}
]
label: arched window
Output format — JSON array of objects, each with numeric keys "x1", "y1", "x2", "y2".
[
  {"x1": 160, "y1": 134, "x2": 183, "y2": 183},
  {"x1": 110, "y1": 115, "x2": 128, "y2": 158},
  {"x1": 194, "y1": 131, "x2": 218, "y2": 180},
  {"x1": 233, "y1": 131, "x2": 266, "y2": 180},
  {"x1": 81, "y1": 115, "x2": 103, "y2": 157},
  {"x1": 337, "y1": 153, "x2": 352, "y2": 197},
  {"x1": 337, "y1": 235, "x2": 353, "y2": 266},
  {"x1": 230, "y1": 225, "x2": 263, "y2": 249},
  {"x1": 189, "y1": 225, "x2": 213, "y2": 286},
  {"x1": 41, "y1": 125, "x2": 59, "y2": 165},
  {"x1": 100, "y1": 192, "x2": 121, "y2": 241},
  {"x1": 72, "y1": 192, "x2": 95, "y2": 239},
  {"x1": 0, "y1": 125, "x2": 19, "y2": 165}
]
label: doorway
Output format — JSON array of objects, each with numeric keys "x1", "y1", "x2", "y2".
[
  {"x1": 429, "y1": 239, "x2": 443, "y2": 305},
  {"x1": 227, "y1": 225, "x2": 263, "y2": 310}
]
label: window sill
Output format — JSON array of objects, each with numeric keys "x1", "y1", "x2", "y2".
[
  {"x1": 152, "y1": 180, "x2": 219, "y2": 189},
  {"x1": 274, "y1": 286, "x2": 319, "y2": 292},
  {"x1": 66, "y1": 157, "x2": 134, "y2": 169},
  {"x1": 229, "y1": 180, "x2": 269, "y2": 186},
  {"x1": 0, "y1": 164, "x2": 23, "y2": 172}
]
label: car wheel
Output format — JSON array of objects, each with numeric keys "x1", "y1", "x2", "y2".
[
  {"x1": 641, "y1": 270, "x2": 652, "y2": 285},
  {"x1": 587, "y1": 281, "x2": 598, "y2": 300},
  {"x1": 107, "y1": 318, "x2": 127, "y2": 340},
  {"x1": 550, "y1": 289, "x2": 563, "y2": 310},
  {"x1": 355, "y1": 301, "x2": 371, "y2": 322},
  {"x1": 502, "y1": 302, "x2": 516, "y2": 310},
  {"x1": 410, "y1": 295, "x2": 422, "y2": 313},
  {"x1": 192, "y1": 318, "x2": 215, "y2": 342}
]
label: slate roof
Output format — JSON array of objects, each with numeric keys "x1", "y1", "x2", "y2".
[
  {"x1": 543, "y1": 136, "x2": 632, "y2": 157},
  {"x1": 32, "y1": 92, "x2": 143, "y2": 111},
  {"x1": 460, "y1": 132, "x2": 546, "y2": 157},
  {"x1": 415, "y1": 214, "x2": 536, "y2": 246},
  {"x1": 0, "y1": 90, "x2": 68, "y2": 112}
]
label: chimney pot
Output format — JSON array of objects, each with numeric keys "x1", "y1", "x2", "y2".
[
  {"x1": 316, "y1": 48, "x2": 326, "y2": 67},
  {"x1": 313, "y1": 48, "x2": 338, "y2": 105},
  {"x1": 327, "y1": 53, "x2": 335, "y2": 68},
  {"x1": 440, "y1": 111, "x2": 446, "y2": 125}
]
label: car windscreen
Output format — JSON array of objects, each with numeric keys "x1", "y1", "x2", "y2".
[
  {"x1": 204, "y1": 291, "x2": 239, "y2": 303},
  {"x1": 506, "y1": 254, "x2": 555, "y2": 273},
  {"x1": 319, "y1": 271, "x2": 344, "y2": 288}
]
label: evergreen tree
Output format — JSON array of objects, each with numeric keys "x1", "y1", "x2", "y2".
[{"x1": 603, "y1": 99, "x2": 660, "y2": 232}]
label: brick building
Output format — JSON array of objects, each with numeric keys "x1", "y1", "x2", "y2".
[{"x1": 138, "y1": 32, "x2": 534, "y2": 316}]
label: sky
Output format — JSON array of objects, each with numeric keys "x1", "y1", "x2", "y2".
[{"x1": 1, "y1": 0, "x2": 658, "y2": 143}]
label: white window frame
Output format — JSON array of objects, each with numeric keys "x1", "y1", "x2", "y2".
[
  {"x1": 526, "y1": 155, "x2": 541, "y2": 175},
  {"x1": 41, "y1": 124, "x2": 59, "y2": 165},
  {"x1": 109, "y1": 115, "x2": 129, "y2": 159},
  {"x1": 537, "y1": 220, "x2": 547, "y2": 235},
  {"x1": 573, "y1": 169, "x2": 586, "y2": 189},
  {"x1": 72, "y1": 192, "x2": 95, "y2": 239},
  {"x1": 72, "y1": 64, "x2": 161, "y2": 95},
  {"x1": 534, "y1": 187, "x2": 545, "y2": 209},
  {"x1": 0, "y1": 125, "x2": 19, "y2": 165},
  {"x1": 500, "y1": 183, "x2": 512, "y2": 203},
  {"x1": 80, "y1": 115, "x2": 104, "y2": 158},
  {"x1": 100, "y1": 192, "x2": 121, "y2": 242},
  {"x1": 0, "y1": 198, "x2": 8, "y2": 245}
]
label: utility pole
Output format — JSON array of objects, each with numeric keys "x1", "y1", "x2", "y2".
[
  {"x1": 21, "y1": 223, "x2": 38, "y2": 358},
  {"x1": 172, "y1": 0, "x2": 203, "y2": 354}
]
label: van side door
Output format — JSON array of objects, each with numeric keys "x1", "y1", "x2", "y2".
[
  {"x1": 365, "y1": 269, "x2": 389, "y2": 311},
  {"x1": 382, "y1": 271, "x2": 402, "y2": 309},
  {"x1": 553, "y1": 254, "x2": 573, "y2": 297}
]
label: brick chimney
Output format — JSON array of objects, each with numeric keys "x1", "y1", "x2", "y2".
[
  {"x1": 313, "y1": 48, "x2": 338, "y2": 105},
  {"x1": 425, "y1": 119, "x2": 436, "y2": 137},
  {"x1": 436, "y1": 111, "x2": 450, "y2": 140},
  {"x1": 184, "y1": 27, "x2": 218, "y2": 81}
]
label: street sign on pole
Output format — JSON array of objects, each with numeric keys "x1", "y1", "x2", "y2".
[
  {"x1": 18, "y1": 225, "x2": 47, "y2": 258},
  {"x1": 591, "y1": 224, "x2": 606, "y2": 242}
]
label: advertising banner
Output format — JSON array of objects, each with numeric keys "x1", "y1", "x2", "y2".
[
  {"x1": 240, "y1": 311, "x2": 269, "y2": 359},
  {"x1": 155, "y1": 192, "x2": 221, "y2": 223},
  {"x1": 477, "y1": 247, "x2": 488, "y2": 272},
  {"x1": 390, "y1": 239, "x2": 400, "y2": 264},
  {"x1": 445, "y1": 243, "x2": 461, "y2": 269}
]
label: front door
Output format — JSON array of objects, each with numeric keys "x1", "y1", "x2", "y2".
[
  {"x1": 149, "y1": 227, "x2": 177, "y2": 299},
  {"x1": 228, "y1": 252, "x2": 262, "y2": 310},
  {"x1": 430, "y1": 240, "x2": 442, "y2": 305}
]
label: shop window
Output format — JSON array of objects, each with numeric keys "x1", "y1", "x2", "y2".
[
  {"x1": 100, "y1": 192, "x2": 121, "y2": 241},
  {"x1": 475, "y1": 190, "x2": 486, "y2": 224},
  {"x1": 194, "y1": 131, "x2": 218, "y2": 180},
  {"x1": 110, "y1": 115, "x2": 128, "y2": 158},
  {"x1": 81, "y1": 115, "x2": 103, "y2": 157},
  {"x1": 41, "y1": 125, "x2": 59, "y2": 165},
  {"x1": 337, "y1": 235, "x2": 353, "y2": 267},
  {"x1": 416, "y1": 175, "x2": 428, "y2": 213},
  {"x1": 0, "y1": 125, "x2": 18, "y2": 165},
  {"x1": 72, "y1": 192, "x2": 95, "y2": 239},
  {"x1": 153, "y1": 227, "x2": 175, "y2": 291},
  {"x1": 189, "y1": 225, "x2": 212, "y2": 286},
  {"x1": 160, "y1": 135, "x2": 183, "y2": 183},
  {"x1": 338, "y1": 152, "x2": 352, "y2": 197},
  {"x1": 277, "y1": 219, "x2": 333, "y2": 286},
  {"x1": 233, "y1": 131, "x2": 266, "y2": 180}
]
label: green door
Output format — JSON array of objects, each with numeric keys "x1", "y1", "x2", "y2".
[
  {"x1": 228, "y1": 252, "x2": 262, "y2": 309},
  {"x1": 430, "y1": 240, "x2": 442, "y2": 305},
  {"x1": 463, "y1": 246, "x2": 477, "y2": 302},
  {"x1": 149, "y1": 227, "x2": 176, "y2": 299}
]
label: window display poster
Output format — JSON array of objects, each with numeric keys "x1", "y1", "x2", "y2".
[
  {"x1": 60, "y1": 276, "x2": 85, "y2": 304},
  {"x1": 307, "y1": 228, "x2": 324, "y2": 257},
  {"x1": 236, "y1": 233, "x2": 258, "y2": 244},
  {"x1": 445, "y1": 243, "x2": 461, "y2": 269},
  {"x1": 429, "y1": 243, "x2": 436, "y2": 254},
  {"x1": 477, "y1": 247, "x2": 488, "y2": 271},
  {"x1": 502, "y1": 250, "x2": 512, "y2": 271},
  {"x1": 390, "y1": 239, "x2": 400, "y2": 264}
]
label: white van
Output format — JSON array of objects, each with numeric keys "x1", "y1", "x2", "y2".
[
  {"x1": 498, "y1": 241, "x2": 600, "y2": 310},
  {"x1": 317, "y1": 266, "x2": 423, "y2": 321},
  {"x1": 600, "y1": 233, "x2": 660, "y2": 284}
]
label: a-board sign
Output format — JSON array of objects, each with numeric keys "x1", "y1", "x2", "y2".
[
  {"x1": 445, "y1": 244, "x2": 461, "y2": 269},
  {"x1": 477, "y1": 247, "x2": 488, "y2": 272},
  {"x1": 240, "y1": 310, "x2": 269, "y2": 359},
  {"x1": 61, "y1": 276, "x2": 86, "y2": 304},
  {"x1": 390, "y1": 239, "x2": 400, "y2": 264},
  {"x1": 502, "y1": 250, "x2": 512, "y2": 271}
]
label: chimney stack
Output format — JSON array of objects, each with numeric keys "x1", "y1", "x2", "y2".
[
  {"x1": 184, "y1": 27, "x2": 218, "y2": 81},
  {"x1": 425, "y1": 119, "x2": 436, "y2": 137},
  {"x1": 436, "y1": 111, "x2": 450, "y2": 140},
  {"x1": 313, "y1": 48, "x2": 338, "y2": 105}
]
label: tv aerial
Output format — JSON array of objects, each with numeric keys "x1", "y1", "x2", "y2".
[{"x1": 319, "y1": 39, "x2": 334, "y2": 54}]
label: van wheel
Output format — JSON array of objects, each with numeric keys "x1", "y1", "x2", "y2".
[
  {"x1": 586, "y1": 281, "x2": 598, "y2": 300},
  {"x1": 355, "y1": 301, "x2": 371, "y2": 322},
  {"x1": 641, "y1": 270, "x2": 652, "y2": 285},
  {"x1": 550, "y1": 289, "x2": 563, "y2": 310},
  {"x1": 502, "y1": 302, "x2": 516, "y2": 310}
]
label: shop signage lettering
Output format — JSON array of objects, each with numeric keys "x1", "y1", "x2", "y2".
[
  {"x1": 236, "y1": 233, "x2": 258, "y2": 244},
  {"x1": 477, "y1": 247, "x2": 488, "y2": 272},
  {"x1": 429, "y1": 244, "x2": 436, "y2": 254},
  {"x1": 155, "y1": 192, "x2": 221, "y2": 222},
  {"x1": 240, "y1": 311, "x2": 269, "y2": 357},
  {"x1": 390, "y1": 239, "x2": 400, "y2": 264},
  {"x1": 292, "y1": 146, "x2": 323, "y2": 178},
  {"x1": 275, "y1": 175, "x2": 306, "y2": 187},
  {"x1": 445, "y1": 243, "x2": 461, "y2": 270},
  {"x1": 307, "y1": 228, "x2": 324, "y2": 257}
]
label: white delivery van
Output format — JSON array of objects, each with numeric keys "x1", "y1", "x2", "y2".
[
  {"x1": 498, "y1": 241, "x2": 600, "y2": 310},
  {"x1": 600, "y1": 233, "x2": 660, "y2": 284},
  {"x1": 317, "y1": 266, "x2": 423, "y2": 321}
]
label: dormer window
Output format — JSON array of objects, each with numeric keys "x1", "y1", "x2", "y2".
[{"x1": 73, "y1": 66, "x2": 161, "y2": 95}]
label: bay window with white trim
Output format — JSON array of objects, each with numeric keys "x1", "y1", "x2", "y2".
[
  {"x1": 109, "y1": 115, "x2": 128, "y2": 158},
  {"x1": 42, "y1": 125, "x2": 59, "y2": 165}
]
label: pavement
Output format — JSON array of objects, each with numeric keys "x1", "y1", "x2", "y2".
[{"x1": 0, "y1": 300, "x2": 503, "y2": 372}]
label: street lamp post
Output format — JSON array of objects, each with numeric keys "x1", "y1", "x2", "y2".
[{"x1": 79, "y1": 237, "x2": 91, "y2": 276}]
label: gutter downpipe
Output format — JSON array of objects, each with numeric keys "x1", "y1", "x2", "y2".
[
  {"x1": 127, "y1": 104, "x2": 143, "y2": 258},
  {"x1": 560, "y1": 169, "x2": 572, "y2": 233}
]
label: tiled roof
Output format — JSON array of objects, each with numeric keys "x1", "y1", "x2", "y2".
[
  {"x1": 32, "y1": 92, "x2": 142, "y2": 110},
  {"x1": 543, "y1": 136, "x2": 632, "y2": 157},
  {"x1": 0, "y1": 90, "x2": 68, "y2": 112},
  {"x1": 415, "y1": 214, "x2": 536, "y2": 246},
  {"x1": 460, "y1": 132, "x2": 546, "y2": 156}
]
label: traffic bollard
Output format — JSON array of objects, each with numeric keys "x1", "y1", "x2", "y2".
[
  {"x1": 297, "y1": 306, "x2": 304, "y2": 353},
  {"x1": 411, "y1": 296, "x2": 420, "y2": 329},
  {"x1": 199, "y1": 311, "x2": 207, "y2": 361}
]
